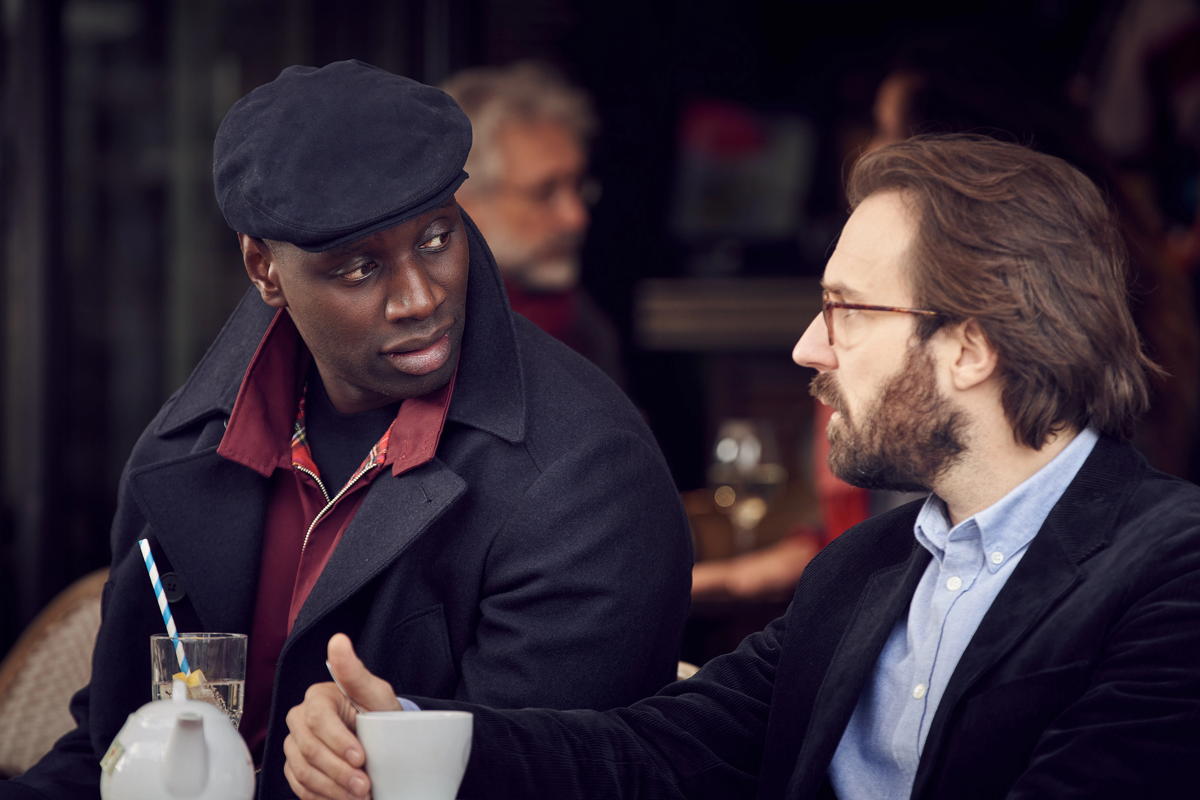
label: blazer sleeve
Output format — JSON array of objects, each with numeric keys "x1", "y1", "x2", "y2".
[
  {"x1": 453, "y1": 428, "x2": 693, "y2": 710},
  {"x1": 1006, "y1": 522, "x2": 1200, "y2": 797},
  {"x1": 413, "y1": 612, "x2": 786, "y2": 800}
]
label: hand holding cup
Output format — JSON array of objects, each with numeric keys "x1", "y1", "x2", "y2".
[{"x1": 283, "y1": 633, "x2": 401, "y2": 800}]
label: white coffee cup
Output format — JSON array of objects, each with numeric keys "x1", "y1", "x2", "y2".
[{"x1": 356, "y1": 711, "x2": 473, "y2": 800}]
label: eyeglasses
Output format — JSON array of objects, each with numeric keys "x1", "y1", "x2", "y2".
[
  {"x1": 489, "y1": 175, "x2": 601, "y2": 210},
  {"x1": 821, "y1": 293, "x2": 942, "y2": 346}
]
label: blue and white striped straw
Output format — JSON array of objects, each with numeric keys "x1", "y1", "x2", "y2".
[{"x1": 138, "y1": 538, "x2": 190, "y2": 676}]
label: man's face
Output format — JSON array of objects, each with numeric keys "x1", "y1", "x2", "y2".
[
  {"x1": 457, "y1": 119, "x2": 588, "y2": 290},
  {"x1": 244, "y1": 203, "x2": 469, "y2": 413},
  {"x1": 811, "y1": 344, "x2": 966, "y2": 492},
  {"x1": 793, "y1": 190, "x2": 966, "y2": 491}
]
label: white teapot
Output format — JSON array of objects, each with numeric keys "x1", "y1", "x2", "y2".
[{"x1": 99, "y1": 677, "x2": 255, "y2": 800}]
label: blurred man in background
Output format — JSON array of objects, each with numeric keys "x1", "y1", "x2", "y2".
[{"x1": 443, "y1": 62, "x2": 624, "y2": 384}]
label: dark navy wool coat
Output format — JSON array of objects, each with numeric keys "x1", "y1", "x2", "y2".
[{"x1": 6, "y1": 219, "x2": 692, "y2": 799}]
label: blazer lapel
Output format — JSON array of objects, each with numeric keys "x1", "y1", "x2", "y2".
[
  {"x1": 288, "y1": 459, "x2": 467, "y2": 639},
  {"x1": 784, "y1": 542, "x2": 930, "y2": 798},
  {"x1": 909, "y1": 529, "x2": 1081, "y2": 797},
  {"x1": 911, "y1": 437, "x2": 1137, "y2": 797},
  {"x1": 128, "y1": 448, "x2": 268, "y2": 634}
]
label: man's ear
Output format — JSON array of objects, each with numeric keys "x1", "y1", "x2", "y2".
[
  {"x1": 946, "y1": 318, "x2": 998, "y2": 391},
  {"x1": 239, "y1": 233, "x2": 287, "y2": 308}
]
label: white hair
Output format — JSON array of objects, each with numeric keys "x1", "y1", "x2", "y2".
[{"x1": 441, "y1": 62, "x2": 596, "y2": 187}]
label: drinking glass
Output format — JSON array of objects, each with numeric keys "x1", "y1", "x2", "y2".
[
  {"x1": 708, "y1": 419, "x2": 788, "y2": 552},
  {"x1": 151, "y1": 632, "x2": 247, "y2": 727}
]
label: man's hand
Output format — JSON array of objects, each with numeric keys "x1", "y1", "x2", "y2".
[
  {"x1": 283, "y1": 633, "x2": 403, "y2": 800},
  {"x1": 692, "y1": 534, "x2": 819, "y2": 601}
]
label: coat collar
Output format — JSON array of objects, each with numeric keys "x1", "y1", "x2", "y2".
[
  {"x1": 155, "y1": 212, "x2": 525, "y2": 445},
  {"x1": 443, "y1": 213, "x2": 525, "y2": 443}
]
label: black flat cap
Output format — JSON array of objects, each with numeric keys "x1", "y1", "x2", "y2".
[{"x1": 213, "y1": 60, "x2": 471, "y2": 252}]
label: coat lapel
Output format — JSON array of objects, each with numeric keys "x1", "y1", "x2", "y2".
[
  {"x1": 128, "y1": 447, "x2": 268, "y2": 634},
  {"x1": 279, "y1": 215, "x2": 513, "y2": 638},
  {"x1": 784, "y1": 541, "x2": 930, "y2": 798},
  {"x1": 910, "y1": 436, "x2": 1138, "y2": 798},
  {"x1": 288, "y1": 459, "x2": 467, "y2": 639},
  {"x1": 156, "y1": 289, "x2": 274, "y2": 437},
  {"x1": 909, "y1": 530, "x2": 1081, "y2": 797}
]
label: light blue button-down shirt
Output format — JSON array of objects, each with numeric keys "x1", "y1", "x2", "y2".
[{"x1": 828, "y1": 428, "x2": 1099, "y2": 799}]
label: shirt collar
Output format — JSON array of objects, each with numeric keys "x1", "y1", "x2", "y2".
[
  {"x1": 914, "y1": 427, "x2": 1100, "y2": 569},
  {"x1": 217, "y1": 309, "x2": 455, "y2": 479},
  {"x1": 216, "y1": 310, "x2": 307, "y2": 476}
]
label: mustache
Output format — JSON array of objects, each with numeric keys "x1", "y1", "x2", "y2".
[
  {"x1": 809, "y1": 372, "x2": 844, "y2": 414},
  {"x1": 533, "y1": 232, "x2": 582, "y2": 261}
]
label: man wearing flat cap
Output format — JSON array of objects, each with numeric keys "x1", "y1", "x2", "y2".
[{"x1": 1, "y1": 60, "x2": 690, "y2": 799}]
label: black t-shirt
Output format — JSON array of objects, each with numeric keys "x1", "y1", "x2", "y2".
[{"x1": 303, "y1": 369, "x2": 399, "y2": 493}]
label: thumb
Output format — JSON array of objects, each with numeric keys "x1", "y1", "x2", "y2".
[{"x1": 327, "y1": 633, "x2": 401, "y2": 712}]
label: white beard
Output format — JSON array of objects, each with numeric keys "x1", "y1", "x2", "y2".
[{"x1": 506, "y1": 255, "x2": 580, "y2": 290}]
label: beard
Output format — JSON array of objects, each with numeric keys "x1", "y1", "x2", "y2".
[
  {"x1": 486, "y1": 229, "x2": 582, "y2": 291},
  {"x1": 810, "y1": 344, "x2": 967, "y2": 492}
]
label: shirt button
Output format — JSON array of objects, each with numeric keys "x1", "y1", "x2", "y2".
[
  {"x1": 912, "y1": 684, "x2": 927, "y2": 699},
  {"x1": 990, "y1": 551, "x2": 1004, "y2": 565},
  {"x1": 946, "y1": 576, "x2": 963, "y2": 591}
]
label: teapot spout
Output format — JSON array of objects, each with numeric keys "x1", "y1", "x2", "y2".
[{"x1": 163, "y1": 711, "x2": 209, "y2": 797}]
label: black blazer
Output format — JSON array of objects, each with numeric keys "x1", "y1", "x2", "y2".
[
  {"x1": 445, "y1": 436, "x2": 1200, "y2": 798},
  {"x1": 4, "y1": 220, "x2": 693, "y2": 800}
]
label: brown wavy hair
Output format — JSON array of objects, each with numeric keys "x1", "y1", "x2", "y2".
[{"x1": 847, "y1": 134, "x2": 1160, "y2": 448}]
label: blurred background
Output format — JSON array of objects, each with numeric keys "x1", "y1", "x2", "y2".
[{"x1": 3, "y1": 0, "x2": 1199, "y2": 663}]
